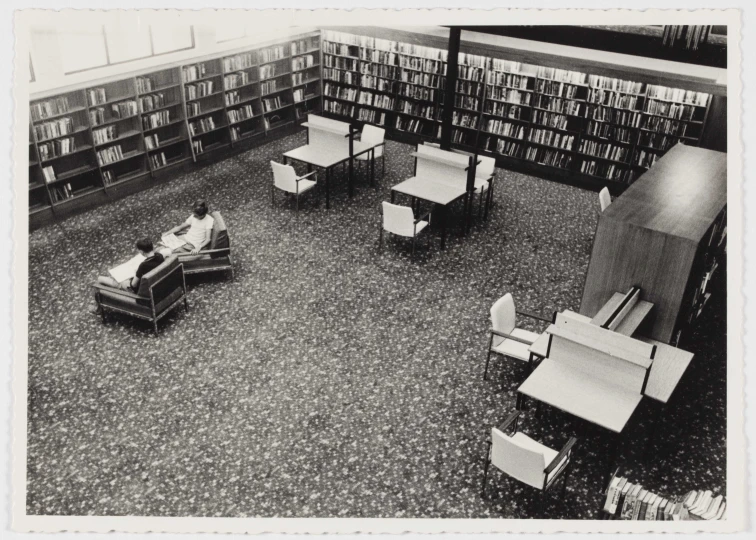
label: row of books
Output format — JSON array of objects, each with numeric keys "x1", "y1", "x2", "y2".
[
  {"x1": 532, "y1": 110, "x2": 573, "y2": 131},
  {"x1": 92, "y1": 125, "x2": 119, "y2": 146},
  {"x1": 227, "y1": 105, "x2": 256, "y2": 124},
  {"x1": 360, "y1": 63, "x2": 400, "y2": 80},
  {"x1": 662, "y1": 25, "x2": 711, "y2": 52},
  {"x1": 525, "y1": 146, "x2": 573, "y2": 168},
  {"x1": 485, "y1": 120, "x2": 526, "y2": 139},
  {"x1": 259, "y1": 45, "x2": 287, "y2": 64},
  {"x1": 646, "y1": 85, "x2": 709, "y2": 106},
  {"x1": 580, "y1": 159, "x2": 634, "y2": 183},
  {"x1": 485, "y1": 136, "x2": 525, "y2": 158},
  {"x1": 293, "y1": 88, "x2": 314, "y2": 103},
  {"x1": 143, "y1": 110, "x2": 171, "y2": 131},
  {"x1": 456, "y1": 80, "x2": 484, "y2": 98},
  {"x1": 96, "y1": 144, "x2": 125, "y2": 165},
  {"x1": 487, "y1": 87, "x2": 531, "y2": 106},
  {"x1": 398, "y1": 56, "x2": 446, "y2": 75},
  {"x1": 182, "y1": 64, "x2": 208, "y2": 83},
  {"x1": 225, "y1": 71, "x2": 252, "y2": 90},
  {"x1": 452, "y1": 111, "x2": 479, "y2": 129},
  {"x1": 364, "y1": 75, "x2": 396, "y2": 93},
  {"x1": 323, "y1": 99, "x2": 355, "y2": 118},
  {"x1": 186, "y1": 102, "x2": 201, "y2": 117},
  {"x1": 42, "y1": 165, "x2": 56, "y2": 183},
  {"x1": 641, "y1": 117, "x2": 691, "y2": 137},
  {"x1": 455, "y1": 95, "x2": 480, "y2": 111},
  {"x1": 588, "y1": 108, "x2": 642, "y2": 127},
  {"x1": 604, "y1": 476, "x2": 725, "y2": 521},
  {"x1": 49, "y1": 182, "x2": 76, "y2": 202},
  {"x1": 149, "y1": 151, "x2": 169, "y2": 169},
  {"x1": 324, "y1": 42, "x2": 358, "y2": 58},
  {"x1": 223, "y1": 52, "x2": 255, "y2": 73},
  {"x1": 136, "y1": 75, "x2": 156, "y2": 94},
  {"x1": 262, "y1": 80, "x2": 286, "y2": 96},
  {"x1": 639, "y1": 131, "x2": 681, "y2": 151},
  {"x1": 110, "y1": 100, "x2": 139, "y2": 119},
  {"x1": 185, "y1": 81, "x2": 216, "y2": 101},
  {"x1": 139, "y1": 92, "x2": 169, "y2": 113},
  {"x1": 292, "y1": 55, "x2": 316, "y2": 72},
  {"x1": 324, "y1": 83, "x2": 356, "y2": 101},
  {"x1": 484, "y1": 102, "x2": 527, "y2": 120},
  {"x1": 31, "y1": 96, "x2": 71, "y2": 121},
  {"x1": 537, "y1": 67, "x2": 587, "y2": 85},
  {"x1": 394, "y1": 116, "x2": 430, "y2": 134},
  {"x1": 189, "y1": 116, "x2": 217, "y2": 136},
  {"x1": 644, "y1": 100, "x2": 701, "y2": 121},
  {"x1": 527, "y1": 128, "x2": 574, "y2": 150},
  {"x1": 293, "y1": 72, "x2": 315, "y2": 86},
  {"x1": 324, "y1": 55, "x2": 359, "y2": 72},
  {"x1": 487, "y1": 72, "x2": 531, "y2": 89},
  {"x1": 397, "y1": 100, "x2": 435, "y2": 119},
  {"x1": 534, "y1": 95, "x2": 583, "y2": 116},
  {"x1": 457, "y1": 64, "x2": 485, "y2": 83},
  {"x1": 323, "y1": 68, "x2": 359, "y2": 85},
  {"x1": 34, "y1": 117, "x2": 75, "y2": 142},
  {"x1": 588, "y1": 75, "x2": 644, "y2": 94},
  {"x1": 262, "y1": 96, "x2": 288, "y2": 113},
  {"x1": 578, "y1": 139, "x2": 630, "y2": 163},
  {"x1": 291, "y1": 38, "x2": 318, "y2": 56},
  {"x1": 144, "y1": 133, "x2": 164, "y2": 150},
  {"x1": 357, "y1": 108, "x2": 386, "y2": 126},
  {"x1": 585, "y1": 122, "x2": 636, "y2": 144},
  {"x1": 87, "y1": 87, "x2": 108, "y2": 106},
  {"x1": 587, "y1": 90, "x2": 642, "y2": 110},
  {"x1": 536, "y1": 80, "x2": 585, "y2": 100}
]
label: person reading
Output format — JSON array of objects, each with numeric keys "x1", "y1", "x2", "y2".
[
  {"x1": 97, "y1": 237, "x2": 165, "y2": 292},
  {"x1": 162, "y1": 200, "x2": 214, "y2": 255}
]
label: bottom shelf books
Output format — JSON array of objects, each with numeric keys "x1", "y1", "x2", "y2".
[{"x1": 603, "y1": 474, "x2": 726, "y2": 521}]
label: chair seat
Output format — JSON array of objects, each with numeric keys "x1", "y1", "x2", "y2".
[
  {"x1": 389, "y1": 220, "x2": 429, "y2": 238},
  {"x1": 510, "y1": 432, "x2": 568, "y2": 485},
  {"x1": 492, "y1": 328, "x2": 540, "y2": 361},
  {"x1": 297, "y1": 179, "x2": 317, "y2": 193}
]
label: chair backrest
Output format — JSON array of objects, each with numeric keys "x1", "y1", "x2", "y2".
[
  {"x1": 271, "y1": 161, "x2": 298, "y2": 193},
  {"x1": 361, "y1": 125, "x2": 385, "y2": 157},
  {"x1": 491, "y1": 293, "x2": 517, "y2": 335},
  {"x1": 209, "y1": 211, "x2": 230, "y2": 257},
  {"x1": 135, "y1": 255, "x2": 182, "y2": 300},
  {"x1": 599, "y1": 187, "x2": 611, "y2": 212},
  {"x1": 491, "y1": 428, "x2": 546, "y2": 490},
  {"x1": 381, "y1": 202, "x2": 416, "y2": 238}
]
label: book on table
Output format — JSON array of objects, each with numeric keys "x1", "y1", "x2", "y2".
[{"x1": 108, "y1": 254, "x2": 146, "y2": 283}]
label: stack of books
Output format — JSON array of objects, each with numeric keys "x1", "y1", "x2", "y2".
[{"x1": 603, "y1": 476, "x2": 726, "y2": 521}]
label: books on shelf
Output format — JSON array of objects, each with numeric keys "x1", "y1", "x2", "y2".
[
  {"x1": 223, "y1": 52, "x2": 256, "y2": 72},
  {"x1": 188, "y1": 117, "x2": 216, "y2": 136},
  {"x1": 527, "y1": 128, "x2": 574, "y2": 150},
  {"x1": 537, "y1": 66, "x2": 587, "y2": 85},
  {"x1": 49, "y1": 182, "x2": 75, "y2": 203},
  {"x1": 102, "y1": 169, "x2": 116, "y2": 185},
  {"x1": 323, "y1": 99, "x2": 355, "y2": 118},
  {"x1": 150, "y1": 151, "x2": 168, "y2": 169},
  {"x1": 259, "y1": 45, "x2": 286, "y2": 64},
  {"x1": 139, "y1": 93, "x2": 167, "y2": 113},
  {"x1": 96, "y1": 144, "x2": 125, "y2": 165},
  {"x1": 136, "y1": 76, "x2": 154, "y2": 94},
  {"x1": 192, "y1": 139, "x2": 203, "y2": 155},
  {"x1": 144, "y1": 133, "x2": 160, "y2": 150},
  {"x1": 646, "y1": 85, "x2": 709, "y2": 106},
  {"x1": 524, "y1": 146, "x2": 572, "y2": 168},
  {"x1": 182, "y1": 64, "x2": 208, "y2": 82},
  {"x1": 291, "y1": 38, "x2": 317, "y2": 56},
  {"x1": 588, "y1": 75, "x2": 644, "y2": 94},
  {"x1": 324, "y1": 67, "x2": 359, "y2": 85},
  {"x1": 227, "y1": 105, "x2": 256, "y2": 124},
  {"x1": 261, "y1": 80, "x2": 281, "y2": 96},
  {"x1": 259, "y1": 64, "x2": 281, "y2": 80},
  {"x1": 185, "y1": 81, "x2": 215, "y2": 100},
  {"x1": 452, "y1": 110, "x2": 479, "y2": 129},
  {"x1": 187, "y1": 102, "x2": 201, "y2": 117},
  {"x1": 92, "y1": 126, "x2": 118, "y2": 146},
  {"x1": 110, "y1": 100, "x2": 138, "y2": 119},
  {"x1": 87, "y1": 87, "x2": 107, "y2": 106},
  {"x1": 485, "y1": 136, "x2": 525, "y2": 158},
  {"x1": 38, "y1": 137, "x2": 76, "y2": 160},
  {"x1": 394, "y1": 116, "x2": 429, "y2": 135},
  {"x1": 323, "y1": 55, "x2": 359, "y2": 72},
  {"x1": 42, "y1": 165, "x2": 56, "y2": 183},
  {"x1": 89, "y1": 107, "x2": 106, "y2": 126},
  {"x1": 31, "y1": 96, "x2": 71, "y2": 121},
  {"x1": 262, "y1": 96, "x2": 287, "y2": 113},
  {"x1": 534, "y1": 95, "x2": 583, "y2": 116},
  {"x1": 34, "y1": 117, "x2": 74, "y2": 141},
  {"x1": 398, "y1": 99, "x2": 435, "y2": 119},
  {"x1": 292, "y1": 55, "x2": 315, "y2": 72},
  {"x1": 485, "y1": 119, "x2": 526, "y2": 139},
  {"x1": 578, "y1": 139, "x2": 630, "y2": 162},
  {"x1": 357, "y1": 108, "x2": 385, "y2": 126},
  {"x1": 225, "y1": 71, "x2": 251, "y2": 90},
  {"x1": 487, "y1": 86, "x2": 531, "y2": 105},
  {"x1": 488, "y1": 71, "x2": 531, "y2": 89},
  {"x1": 580, "y1": 159, "x2": 634, "y2": 183},
  {"x1": 143, "y1": 110, "x2": 171, "y2": 130}
]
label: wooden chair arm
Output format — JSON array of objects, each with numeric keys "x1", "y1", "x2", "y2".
[
  {"x1": 516, "y1": 310, "x2": 553, "y2": 324},
  {"x1": 91, "y1": 283, "x2": 141, "y2": 301},
  {"x1": 150, "y1": 263, "x2": 184, "y2": 289},
  {"x1": 489, "y1": 328, "x2": 536, "y2": 346},
  {"x1": 352, "y1": 147, "x2": 374, "y2": 159},
  {"x1": 544, "y1": 436, "x2": 578, "y2": 475},
  {"x1": 497, "y1": 410, "x2": 521, "y2": 434},
  {"x1": 296, "y1": 171, "x2": 317, "y2": 181},
  {"x1": 415, "y1": 212, "x2": 431, "y2": 225},
  {"x1": 176, "y1": 247, "x2": 231, "y2": 258}
]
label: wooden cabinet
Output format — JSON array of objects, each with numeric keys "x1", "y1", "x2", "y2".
[{"x1": 580, "y1": 143, "x2": 726, "y2": 344}]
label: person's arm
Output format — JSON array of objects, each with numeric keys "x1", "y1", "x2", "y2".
[
  {"x1": 164, "y1": 218, "x2": 191, "y2": 237},
  {"x1": 190, "y1": 227, "x2": 212, "y2": 254},
  {"x1": 130, "y1": 276, "x2": 140, "y2": 290}
]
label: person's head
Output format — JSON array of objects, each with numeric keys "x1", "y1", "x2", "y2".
[
  {"x1": 136, "y1": 237, "x2": 154, "y2": 255},
  {"x1": 192, "y1": 200, "x2": 209, "y2": 219}
]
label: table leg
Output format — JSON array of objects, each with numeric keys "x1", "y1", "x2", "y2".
[
  {"x1": 307, "y1": 163, "x2": 312, "y2": 174},
  {"x1": 440, "y1": 205, "x2": 448, "y2": 251},
  {"x1": 326, "y1": 168, "x2": 331, "y2": 210},
  {"x1": 348, "y1": 158, "x2": 354, "y2": 198},
  {"x1": 371, "y1": 149, "x2": 375, "y2": 187},
  {"x1": 605, "y1": 435, "x2": 620, "y2": 491},
  {"x1": 390, "y1": 189, "x2": 396, "y2": 204}
]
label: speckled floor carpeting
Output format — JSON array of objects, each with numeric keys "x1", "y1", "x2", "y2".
[{"x1": 27, "y1": 130, "x2": 726, "y2": 518}]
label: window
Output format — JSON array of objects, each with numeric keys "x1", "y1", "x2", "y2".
[
  {"x1": 59, "y1": 26, "x2": 108, "y2": 74},
  {"x1": 59, "y1": 24, "x2": 194, "y2": 74}
]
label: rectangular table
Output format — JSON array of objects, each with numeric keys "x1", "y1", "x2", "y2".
[{"x1": 390, "y1": 176, "x2": 467, "y2": 250}]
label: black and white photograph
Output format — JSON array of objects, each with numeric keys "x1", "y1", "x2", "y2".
[{"x1": 9, "y1": 6, "x2": 746, "y2": 534}]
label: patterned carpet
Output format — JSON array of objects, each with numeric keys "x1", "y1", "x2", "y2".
[{"x1": 26, "y1": 130, "x2": 726, "y2": 519}]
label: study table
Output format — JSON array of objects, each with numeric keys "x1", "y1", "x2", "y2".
[
  {"x1": 516, "y1": 288, "x2": 694, "y2": 486},
  {"x1": 282, "y1": 115, "x2": 375, "y2": 209},
  {"x1": 390, "y1": 146, "x2": 476, "y2": 250}
]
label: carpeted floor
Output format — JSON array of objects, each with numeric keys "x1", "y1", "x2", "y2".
[{"x1": 26, "y1": 130, "x2": 726, "y2": 518}]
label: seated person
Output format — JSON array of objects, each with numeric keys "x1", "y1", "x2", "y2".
[
  {"x1": 161, "y1": 200, "x2": 215, "y2": 255},
  {"x1": 97, "y1": 237, "x2": 165, "y2": 292}
]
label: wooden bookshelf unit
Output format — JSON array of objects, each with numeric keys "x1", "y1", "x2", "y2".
[
  {"x1": 580, "y1": 144, "x2": 726, "y2": 345},
  {"x1": 28, "y1": 30, "x2": 321, "y2": 229}
]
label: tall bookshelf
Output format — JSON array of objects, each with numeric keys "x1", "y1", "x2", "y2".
[
  {"x1": 28, "y1": 31, "x2": 321, "y2": 228},
  {"x1": 320, "y1": 29, "x2": 713, "y2": 190}
]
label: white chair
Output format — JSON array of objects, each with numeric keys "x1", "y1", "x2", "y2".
[
  {"x1": 355, "y1": 125, "x2": 386, "y2": 178},
  {"x1": 484, "y1": 293, "x2": 552, "y2": 380},
  {"x1": 473, "y1": 155, "x2": 496, "y2": 220},
  {"x1": 379, "y1": 201, "x2": 430, "y2": 260},
  {"x1": 481, "y1": 411, "x2": 577, "y2": 511},
  {"x1": 271, "y1": 161, "x2": 318, "y2": 213},
  {"x1": 599, "y1": 187, "x2": 612, "y2": 213}
]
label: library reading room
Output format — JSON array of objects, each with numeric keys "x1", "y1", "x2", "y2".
[{"x1": 24, "y1": 17, "x2": 730, "y2": 522}]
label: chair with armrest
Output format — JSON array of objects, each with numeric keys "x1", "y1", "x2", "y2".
[
  {"x1": 354, "y1": 124, "x2": 386, "y2": 179},
  {"x1": 174, "y1": 211, "x2": 233, "y2": 280},
  {"x1": 271, "y1": 161, "x2": 318, "y2": 213},
  {"x1": 379, "y1": 201, "x2": 431, "y2": 261},
  {"x1": 599, "y1": 186, "x2": 612, "y2": 213},
  {"x1": 92, "y1": 255, "x2": 188, "y2": 336},
  {"x1": 484, "y1": 293, "x2": 552, "y2": 381},
  {"x1": 481, "y1": 410, "x2": 578, "y2": 513}
]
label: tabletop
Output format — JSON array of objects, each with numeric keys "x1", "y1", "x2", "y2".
[
  {"x1": 391, "y1": 176, "x2": 467, "y2": 206},
  {"x1": 518, "y1": 358, "x2": 643, "y2": 433},
  {"x1": 284, "y1": 144, "x2": 352, "y2": 169}
]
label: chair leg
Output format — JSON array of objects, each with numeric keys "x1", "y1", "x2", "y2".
[
  {"x1": 481, "y1": 456, "x2": 491, "y2": 499},
  {"x1": 271, "y1": 186, "x2": 275, "y2": 207},
  {"x1": 411, "y1": 235, "x2": 416, "y2": 261},
  {"x1": 296, "y1": 193, "x2": 299, "y2": 214},
  {"x1": 382, "y1": 153, "x2": 386, "y2": 177},
  {"x1": 484, "y1": 349, "x2": 494, "y2": 380},
  {"x1": 153, "y1": 319, "x2": 159, "y2": 336},
  {"x1": 379, "y1": 226, "x2": 383, "y2": 249},
  {"x1": 478, "y1": 190, "x2": 484, "y2": 220}
]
